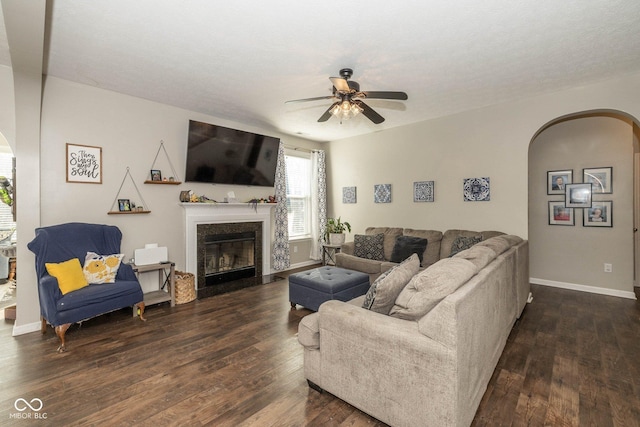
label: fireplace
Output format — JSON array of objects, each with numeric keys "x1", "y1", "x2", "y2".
[{"x1": 182, "y1": 203, "x2": 275, "y2": 299}]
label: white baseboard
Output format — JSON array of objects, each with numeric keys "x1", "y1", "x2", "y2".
[
  {"x1": 530, "y1": 278, "x2": 637, "y2": 300},
  {"x1": 13, "y1": 321, "x2": 41, "y2": 336}
]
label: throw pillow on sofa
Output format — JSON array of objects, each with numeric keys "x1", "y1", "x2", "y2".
[
  {"x1": 390, "y1": 236, "x2": 428, "y2": 265},
  {"x1": 83, "y1": 252, "x2": 124, "y2": 284},
  {"x1": 45, "y1": 258, "x2": 89, "y2": 295},
  {"x1": 354, "y1": 233, "x2": 385, "y2": 260},
  {"x1": 449, "y1": 235, "x2": 482, "y2": 257},
  {"x1": 362, "y1": 253, "x2": 420, "y2": 314}
]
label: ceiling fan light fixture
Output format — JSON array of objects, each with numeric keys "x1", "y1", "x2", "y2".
[{"x1": 331, "y1": 100, "x2": 363, "y2": 121}]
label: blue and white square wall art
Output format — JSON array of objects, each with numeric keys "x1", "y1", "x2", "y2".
[
  {"x1": 343, "y1": 186, "x2": 357, "y2": 204},
  {"x1": 374, "y1": 184, "x2": 392, "y2": 203},
  {"x1": 414, "y1": 181, "x2": 434, "y2": 202},
  {"x1": 463, "y1": 177, "x2": 490, "y2": 201}
]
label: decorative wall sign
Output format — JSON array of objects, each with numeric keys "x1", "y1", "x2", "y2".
[
  {"x1": 565, "y1": 183, "x2": 592, "y2": 208},
  {"x1": 549, "y1": 201, "x2": 574, "y2": 226},
  {"x1": 547, "y1": 169, "x2": 572, "y2": 195},
  {"x1": 583, "y1": 201, "x2": 612, "y2": 227},
  {"x1": 343, "y1": 186, "x2": 357, "y2": 203},
  {"x1": 463, "y1": 177, "x2": 490, "y2": 201},
  {"x1": 374, "y1": 184, "x2": 392, "y2": 203},
  {"x1": 66, "y1": 143, "x2": 102, "y2": 184},
  {"x1": 583, "y1": 167, "x2": 612, "y2": 194},
  {"x1": 414, "y1": 181, "x2": 434, "y2": 202}
]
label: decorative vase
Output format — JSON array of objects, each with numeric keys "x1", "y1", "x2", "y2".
[{"x1": 329, "y1": 233, "x2": 345, "y2": 245}]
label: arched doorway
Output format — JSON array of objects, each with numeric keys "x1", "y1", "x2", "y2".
[{"x1": 528, "y1": 110, "x2": 638, "y2": 299}]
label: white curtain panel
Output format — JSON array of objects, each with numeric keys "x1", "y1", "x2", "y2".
[
  {"x1": 310, "y1": 150, "x2": 327, "y2": 260},
  {"x1": 272, "y1": 143, "x2": 290, "y2": 271}
]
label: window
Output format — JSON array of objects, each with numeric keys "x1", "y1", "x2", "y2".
[{"x1": 285, "y1": 151, "x2": 311, "y2": 239}]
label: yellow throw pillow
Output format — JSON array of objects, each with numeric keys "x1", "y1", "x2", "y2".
[
  {"x1": 46, "y1": 258, "x2": 89, "y2": 295},
  {"x1": 83, "y1": 252, "x2": 124, "y2": 284}
]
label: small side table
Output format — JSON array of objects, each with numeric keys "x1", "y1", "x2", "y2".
[
  {"x1": 132, "y1": 261, "x2": 175, "y2": 307},
  {"x1": 322, "y1": 244, "x2": 342, "y2": 266}
]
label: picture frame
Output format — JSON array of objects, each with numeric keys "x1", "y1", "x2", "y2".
[
  {"x1": 374, "y1": 184, "x2": 392, "y2": 203},
  {"x1": 565, "y1": 183, "x2": 592, "y2": 208},
  {"x1": 547, "y1": 169, "x2": 572, "y2": 195},
  {"x1": 414, "y1": 181, "x2": 434, "y2": 202},
  {"x1": 118, "y1": 199, "x2": 131, "y2": 212},
  {"x1": 342, "y1": 186, "x2": 357, "y2": 204},
  {"x1": 150, "y1": 169, "x2": 162, "y2": 182},
  {"x1": 66, "y1": 143, "x2": 102, "y2": 184},
  {"x1": 583, "y1": 167, "x2": 612, "y2": 194},
  {"x1": 463, "y1": 177, "x2": 490, "y2": 201},
  {"x1": 583, "y1": 201, "x2": 612, "y2": 227},
  {"x1": 549, "y1": 201, "x2": 574, "y2": 226}
]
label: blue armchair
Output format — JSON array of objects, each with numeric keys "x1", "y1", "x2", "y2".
[{"x1": 27, "y1": 222, "x2": 145, "y2": 352}]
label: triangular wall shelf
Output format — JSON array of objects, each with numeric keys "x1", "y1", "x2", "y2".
[
  {"x1": 108, "y1": 167, "x2": 151, "y2": 214},
  {"x1": 144, "y1": 141, "x2": 181, "y2": 185}
]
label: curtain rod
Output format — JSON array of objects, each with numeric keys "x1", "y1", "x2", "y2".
[{"x1": 282, "y1": 144, "x2": 322, "y2": 153}]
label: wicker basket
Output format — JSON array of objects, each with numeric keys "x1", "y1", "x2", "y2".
[{"x1": 174, "y1": 271, "x2": 196, "y2": 304}]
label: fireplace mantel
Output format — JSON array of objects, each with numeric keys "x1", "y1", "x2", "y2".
[{"x1": 181, "y1": 203, "x2": 275, "y2": 288}]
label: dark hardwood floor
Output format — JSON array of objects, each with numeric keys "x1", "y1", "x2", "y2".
[{"x1": 1, "y1": 271, "x2": 638, "y2": 426}]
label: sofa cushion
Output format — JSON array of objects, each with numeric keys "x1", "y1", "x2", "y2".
[
  {"x1": 365, "y1": 227, "x2": 403, "y2": 260},
  {"x1": 389, "y1": 257, "x2": 478, "y2": 320},
  {"x1": 46, "y1": 258, "x2": 89, "y2": 295},
  {"x1": 83, "y1": 252, "x2": 124, "y2": 284},
  {"x1": 390, "y1": 236, "x2": 428, "y2": 265},
  {"x1": 449, "y1": 235, "x2": 483, "y2": 257},
  {"x1": 354, "y1": 233, "x2": 385, "y2": 260},
  {"x1": 453, "y1": 245, "x2": 497, "y2": 270},
  {"x1": 402, "y1": 229, "x2": 443, "y2": 268},
  {"x1": 475, "y1": 236, "x2": 511, "y2": 256},
  {"x1": 362, "y1": 253, "x2": 420, "y2": 314}
]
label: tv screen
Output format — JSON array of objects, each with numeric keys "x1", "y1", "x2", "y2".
[{"x1": 185, "y1": 120, "x2": 280, "y2": 187}]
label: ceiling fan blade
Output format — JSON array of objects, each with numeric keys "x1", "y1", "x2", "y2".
[
  {"x1": 330, "y1": 77, "x2": 351, "y2": 92},
  {"x1": 318, "y1": 102, "x2": 338, "y2": 122},
  {"x1": 285, "y1": 95, "x2": 335, "y2": 104},
  {"x1": 361, "y1": 91, "x2": 408, "y2": 100},
  {"x1": 356, "y1": 101, "x2": 385, "y2": 124}
]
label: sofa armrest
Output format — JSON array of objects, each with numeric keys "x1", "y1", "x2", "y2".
[
  {"x1": 335, "y1": 253, "x2": 384, "y2": 274},
  {"x1": 38, "y1": 274, "x2": 63, "y2": 322},
  {"x1": 117, "y1": 263, "x2": 137, "y2": 281}
]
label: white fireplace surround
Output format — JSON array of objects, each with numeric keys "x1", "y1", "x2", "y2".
[{"x1": 181, "y1": 203, "x2": 275, "y2": 286}]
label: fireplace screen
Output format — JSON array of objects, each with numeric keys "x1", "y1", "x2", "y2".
[{"x1": 204, "y1": 231, "x2": 256, "y2": 285}]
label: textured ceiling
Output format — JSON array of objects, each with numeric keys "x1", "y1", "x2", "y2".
[{"x1": 2, "y1": 1, "x2": 640, "y2": 142}]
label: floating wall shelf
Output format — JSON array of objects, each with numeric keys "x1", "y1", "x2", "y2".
[{"x1": 145, "y1": 141, "x2": 182, "y2": 185}]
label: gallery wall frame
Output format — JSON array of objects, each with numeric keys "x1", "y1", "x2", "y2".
[
  {"x1": 413, "y1": 181, "x2": 434, "y2": 202},
  {"x1": 565, "y1": 183, "x2": 592, "y2": 208},
  {"x1": 583, "y1": 167, "x2": 612, "y2": 194},
  {"x1": 343, "y1": 186, "x2": 357, "y2": 204},
  {"x1": 547, "y1": 169, "x2": 572, "y2": 195},
  {"x1": 66, "y1": 143, "x2": 102, "y2": 184},
  {"x1": 583, "y1": 201, "x2": 612, "y2": 227},
  {"x1": 548, "y1": 201, "x2": 574, "y2": 226}
]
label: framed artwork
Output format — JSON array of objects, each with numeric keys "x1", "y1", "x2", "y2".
[
  {"x1": 343, "y1": 186, "x2": 357, "y2": 204},
  {"x1": 118, "y1": 199, "x2": 131, "y2": 212},
  {"x1": 374, "y1": 184, "x2": 392, "y2": 203},
  {"x1": 547, "y1": 169, "x2": 572, "y2": 195},
  {"x1": 414, "y1": 181, "x2": 434, "y2": 202},
  {"x1": 583, "y1": 201, "x2": 612, "y2": 227},
  {"x1": 463, "y1": 177, "x2": 490, "y2": 201},
  {"x1": 66, "y1": 143, "x2": 102, "y2": 184},
  {"x1": 549, "y1": 201, "x2": 574, "y2": 226},
  {"x1": 583, "y1": 167, "x2": 612, "y2": 194},
  {"x1": 150, "y1": 169, "x2": 162, "y2": 181},
  {"x1": 565, "y1": 183, "x2": 592, "y2": 208}
]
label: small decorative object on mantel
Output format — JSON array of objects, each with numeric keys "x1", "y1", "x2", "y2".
[
  {"x1": 145, "y1": 141, "x2": 182, "y2": 185},
  {"x1": 324, "y1": 217, "x2": 352, "y2": 245}
]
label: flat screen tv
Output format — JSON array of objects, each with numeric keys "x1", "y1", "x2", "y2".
[{"x1": 185, "y1": 120, "x2": 280, "y2": 187}]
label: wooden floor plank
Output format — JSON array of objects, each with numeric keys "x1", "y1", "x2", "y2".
[{"x1": 1, "y1": 277, "x2": 639, "y2": 426}]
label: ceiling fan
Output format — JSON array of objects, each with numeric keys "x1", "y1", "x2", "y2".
[{"x1": 285, "y1": 68, "x2": 408, "y2": 124}]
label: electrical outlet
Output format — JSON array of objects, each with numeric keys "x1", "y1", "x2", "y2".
[
  {"x1": 293, "y1": 245, "x2": 298, "y2": 253},
  {"x1": 604, "y1": 263, "x2": 612, "y2": 273}
]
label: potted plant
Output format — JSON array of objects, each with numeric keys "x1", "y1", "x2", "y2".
[{"x1": 325, "y1": 217, "x2": 351, "y2": 245}]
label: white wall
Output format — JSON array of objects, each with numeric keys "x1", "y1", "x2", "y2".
[
  {"x1": 0, "y1": 65, "x2": 15, "y2": 150},
  {"x1": 529, "y1": 116, "x2": 634, "y2": 296}
]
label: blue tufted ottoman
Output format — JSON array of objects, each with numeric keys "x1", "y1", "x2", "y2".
[{"x1": 289, "y1": 266, "x2": 370, "y2": 311}]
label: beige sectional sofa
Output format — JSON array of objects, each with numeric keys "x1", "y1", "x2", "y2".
[
  {"x1": 336, "y1": 227, "x2": 507, "y2": 280},
  {"x1": 298, "y1": 234, "x2": 529, "y2": 427}
]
